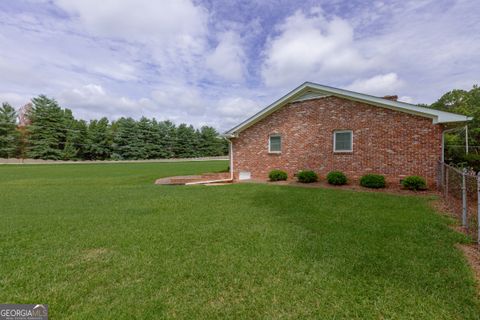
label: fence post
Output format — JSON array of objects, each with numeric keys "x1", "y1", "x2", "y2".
[
  {"x1": 477, "y1": 172, "x2": 480, "y2": 246},
  {"x1": 462, "y1": 168, "x2": 468, "y2": 228}
]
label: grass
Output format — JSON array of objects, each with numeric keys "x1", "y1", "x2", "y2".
[{"x1": 0, "y1": 161, "x2": 479, "y2": 319}]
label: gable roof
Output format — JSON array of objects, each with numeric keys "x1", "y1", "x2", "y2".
[{"x1": 223, "y1": 82, "x2": 471, "y2": 137}]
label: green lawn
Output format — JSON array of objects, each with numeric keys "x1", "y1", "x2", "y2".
[{"x1": 0, "y1": 161, "x2": 479, "y2": 319}]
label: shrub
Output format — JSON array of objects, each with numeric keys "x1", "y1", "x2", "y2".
[
  {"x1": 269, "y1": 170, "x2": 287, "y2": 181},
  {"x1": 297, "y1": 170, "x2": 318, "y2": 183},
  {"x1": 360, "y1": 174, "x2": 385, "y2": 188},
  {"x1": 402, "y1": 176, "x2": 427, "y2": 191},
  {"x1": 327, "y1": 171, "x2": 347, "y2": 185}
]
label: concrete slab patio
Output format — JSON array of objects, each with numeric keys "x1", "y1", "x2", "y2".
[{"x1": 155, "y1": 172, "x2": 230, "y2": 185}]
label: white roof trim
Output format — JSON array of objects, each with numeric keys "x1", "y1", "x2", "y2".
[
  {"x1": 291, "y1": 92, "x2": 329, "y2": 102},
  {"x1": 223, "y1": 82, "x2": 471, "y2": 137}
]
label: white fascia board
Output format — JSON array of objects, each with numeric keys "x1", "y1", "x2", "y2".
[
  {"x1": 291, "y1": 92, "x2": 329, "y2": 102},
  {"x1": 224, "y1": 82, "x2": 310, "y2": 136},
  {"x1": 223, "y1": 82, "x2": 471, "y2": 136},
  {"x1": 305, "y1": 82, "x2": 471, "y2": 124}
]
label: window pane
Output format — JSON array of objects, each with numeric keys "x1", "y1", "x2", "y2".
[
  {"x1": 270, "y1": 136, "x2": 281, "y2": 152},
  {"x1": 335, "y1": 132, "x2": 352, "y2": 151}
]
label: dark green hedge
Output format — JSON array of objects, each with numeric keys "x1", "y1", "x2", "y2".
[
  {"x1": 269, "y1": 170, "x2": 288, "y2": 181},
  {"x1": 402, "y1": 176, "x2": 427, "y2": 190},
  {"x1": 297, "y1": 170, "x2": 318, "y2": 183},
  {"x1": 327, "y1": 171, "x2": 347, "y2": 185},
  {"x1": 360, "y1": 174, "x2": 386, "y2": 188}
]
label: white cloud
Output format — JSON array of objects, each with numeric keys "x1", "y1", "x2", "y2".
[
  {"x1": 0, "y1": 92, "x2": 29, "y2": 109},
  {"x1": 216, "y1": 97, "x2": 258, "y2": 117},
  {"x1": 345, "y1": 73, "x2": 403, "y2": 96},
  {"x1": 53, "y1": 0, "x2": 210, "y2": 78},
  {"x1": 150, "y1": 86, "x2": 263, "y2": 129},
  {"x1": 212, "y1": 96, "x2": 262, "y2": 131},
  {"x1": 151, "y1": 85, "x2": 207, "y2": 116},
  {"x1": 206, "y1": 32, "x2": 246, "y2": 82},
  {"x1": 261, "y1": 9, "x2": 372, "y2": 88},
  {"x1": 399, "y1": 96, "x2": 414, "y2": 103},
  {"x1": 353, "y1": 0, "x2": 480, "y2": 102},
  {"x1": 54, "y1": 0, "x2": 207, "y2": 42},
  {"x1": 59, "y1": 84, "x2": 155, "y2": 120},
  {"x1": 1, "y1": 0, "x2": 479, "y2": 132},
  {"x1": 0, "y1": 11, "x2": 149, "y2": 93},
  {"x1": 91, "y1": 63, "x2": 138, "y2": 82}
]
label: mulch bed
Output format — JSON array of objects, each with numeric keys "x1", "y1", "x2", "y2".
[{"x1": 241, "y1": 179, "x2": 438, "y2": 197}]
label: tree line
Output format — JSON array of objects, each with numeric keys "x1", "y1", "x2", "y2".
[
  {"x1": 2, "y1": 86, "x2": 478, "y2": 162},
  {"x1": 425, "y1": 85, "x2": 480, "y2": 167},
  {"x1": 0, "y1": 95, "x2": 228, "y2": 160}
]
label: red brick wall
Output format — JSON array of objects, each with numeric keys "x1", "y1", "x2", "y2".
[{"x1": 231, "y1": 96, "x2": 443, "y2": 187}]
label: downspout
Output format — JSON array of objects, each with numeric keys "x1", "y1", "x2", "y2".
[
  {"x1": 185, "y1": 178, "x2": 232, "y2": 185},
  {"x1": 185, "y1": 136, "x2": 234, "y2": 185},
  {"x1": 228, "y1": 138, "x2": 234, "y2": 181}
]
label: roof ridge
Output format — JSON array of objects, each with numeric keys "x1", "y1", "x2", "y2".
[{"x1": 224, "y1": 83, "x2": 471, "y2": 136}]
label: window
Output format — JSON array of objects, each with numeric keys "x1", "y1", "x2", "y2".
[
  {"x1": 269, "y1": 135, "x2": 282, "y2": 153},
  {"x1": 333, "y1": 130, "x2": 353, "y2": 152}
]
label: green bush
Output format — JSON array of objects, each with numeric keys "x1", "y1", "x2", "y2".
[
  {"x1": 360, "y1": 174, "x2": 386, "y2": 188},
  {"x1": 268, "y1": 170, "x2": 288, "y2": 181},
  {"x1": 327, "y1": 171, "x2": 347, "y2": 185},
  {"x1": 297, "y1": 170, "x2": 318, "y2": 183},
  {"x1": 402, "y1": 176, "x2": 427, "y2": 191}
]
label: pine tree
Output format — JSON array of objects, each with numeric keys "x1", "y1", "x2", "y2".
[
  {"x1": 136, "y1": 117, "x2": 152, "y2": 159},
  {"x1": 144, "y1": 118, "x2": 163, "y2": 159},
  {"x1": 4, "y1": 94, "x2": 228, "y2": 161},
  {"x1": 0, "y1": 102, "x2": 19, "y2": 158},
  {"x1": 158, "y1": 120, "x2": 176, "y2": 158},
  {"x1": 86, "y1": 118, "x2": 111, "y2": 160},
  {"x1": 27, "y1": 96, "x2": 66, "y2": 160},
  {"x1": 112, "y1": 117, "x2": 141, "y2": 159},
  {"x1": 61, "y1": 109, "x2": 83, "y2": 160},
  {"x1": 198, "y1": 126, "x2": 226, "y2": 156},
  {"x1": 174, "y1": 124, "x2": 198, "y2": 158}
]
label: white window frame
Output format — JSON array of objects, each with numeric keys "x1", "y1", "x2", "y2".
[
  {"x1": 333, "y1": 130, "x2": 353, "y2": 153},
  {"x1": 268, "y1": 134, "x2": 282, "y2": 153}
]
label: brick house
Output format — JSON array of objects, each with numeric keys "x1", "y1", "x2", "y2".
[{"x1": 223, "y1": 82, "x2": 470, "y2": 187}]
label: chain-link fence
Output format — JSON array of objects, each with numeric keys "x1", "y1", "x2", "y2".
[
  {"x1": 438, "y1": 162, "x2": 480, "y2": 247},
  {"x1": 446, "y1": 145, "x2": 480, "y2": 155}
]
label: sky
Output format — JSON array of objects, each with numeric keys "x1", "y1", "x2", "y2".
[{"x1": 0, "y1": 0, "x2": 479, "y2": 131}]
